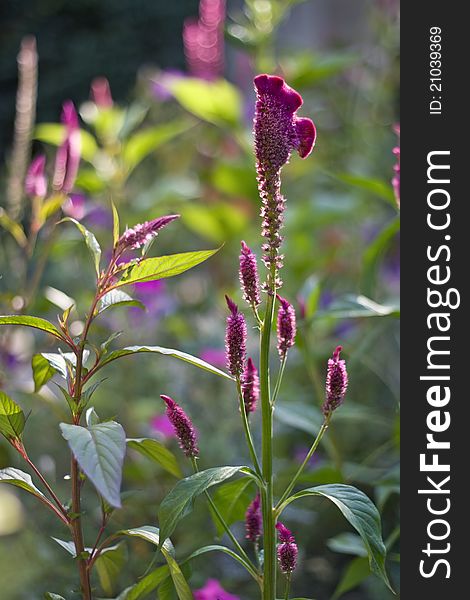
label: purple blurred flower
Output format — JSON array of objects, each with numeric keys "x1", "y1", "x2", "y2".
[
  {"x1": 63, "y1": 193, "x2": 86, "y2": 220},
  {"x1": 239, "y1": 241, "x2": 261, "y2": 307},
  {"x1": 150, "y1": 69, "x2": 185, "y2": 101},
  {"x1": 116, "y1": 215, "x2": 179, "y2": 253},
  {"x1": 53, "y1": 100, "x2": 81, "y2": 194},
  {"x1": 253, "y1": 74, "x2": 316, "y2": 290},
  {"x1": 392, "y1": 124, "x2": 400, "y2": 208},
  {"x1": 242, "y1": 357, "x2": 259, "y2": 414},
  {"x1": 294, "y1": 445, "x2": 323, "y2": 469},
  {"x1": 276, "y1": 522, "x2": 298, "y2": 574},
  {"x1": 91, "y1": 77, "x2": 113, "y2": 108},
  {"x1": 224, "y1": 296, "x2": 247, "y2": 378},
  {"x1": 25, "y1": 155, "x2": 47, "y2": 198},
  {"x1": 194, "y1": 579, "x2": 239, "y2": 600},
  {"x1": 276, "y1": 295, "x2": 296, "y2": 358},
  {"x1": 150, "y1": 413, "x2": 176, "y2": 439},
  {"x1": 200, "y1": 348, "x2": 226, "y2": 368},
  {"x1": 245, "y1": 492, "x2": 262, "y2": 543},
  {"x1": 322, "y1": 346, "x2": 348, "y2": 416},
  {"x1": 161, "y1": 395, "x2": 199, "y2": 458}
]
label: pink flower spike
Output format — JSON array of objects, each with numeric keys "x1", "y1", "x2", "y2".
[
  {"x1": 161, "y1": 395, "x2": 199, "y2": 458},
  {"x1": 117, "y1": 215, "x2": 180, "y2": 252},
  {"x1": 276, "y1": 522, "x2": 298, "y2": 574},
  {"x1": 239, "y1": 241, "x2": 261, "y2": 307},
  {"x1": 242, "y1": 357, "x2": 259, "y2": 414},
  {"x1": 25, "y1": 155, "x2": 47, "y2": 198},
  {"x1": 245, "y1": 492, "x2": 262, "y2": 542},
  {"x1": 91, "y1": 77, "x2": 113, "y2": 108},
  {"x1": 224, "y1": 295, "x2": 247, "y2": 378},
  {"x1": 53, "y1": 100, "x2": 81, "y2": 194},
  {"x1": 322, "y1": 345, "x2": 348, "y2": 416},
  {"x1": 276, "y1": 295, "x2": 296, "y2": 358}
]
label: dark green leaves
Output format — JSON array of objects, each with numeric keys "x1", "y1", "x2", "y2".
[
  {"x1": 158, "y1": 466, "x2": 246, "y2": 544},
  {"x1": 60, "y1": 417, "x2": 126, "y2": 507},
  {"x1": 127, "y1": 438, "x2": 182, "y2": 478},
  {"x1": 211, "y1": 477, "x2": 255, "y2": 536},
  {"x1": 0, "y1": 315, "x2": 65, "y2": 341},
  {"x1": 278, "y1": 484, "x2": 391, "y2": 591},
  {"x1": 0, "y1": 392, "x2": 25, "y2": 440}
]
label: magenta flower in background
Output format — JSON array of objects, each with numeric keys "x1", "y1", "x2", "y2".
[
  {"x1": 194, "y1": 579, "x2": 239, "y2": 600},
  {"x1": 161, "y1": 395, "x2": 199, "y2": 458},
  {"x1": 183, "y1": 0, "x2": 225, "y2": 80},
  {"x1": 322, "y1": 345, "x2": 348, "y2": 416},
  {"x1": 62, "y1": 193, "x2": 86, "y2": 220},
  {"x1": 242, "y1": 357, "x2": 259, "y2": 414},
  {"x1": 276, "y1": 295, "x2": 296, "y2": 358},
  {"x1": 224, "y1": 295, "x2": 247, "y2": 378},
  {"x1": 91, "y1": 77, "x2": 113, "y2": 108},
  {"x1": 253, "y1": 74, "x2": 316, "y2": 289},
  {"x1": 276, "y1": 522, "x2": 298, "y2": 574},
  {"x1": 392, "y1": 123, "x2": 400, "y2": 208},
  {"x1": 239, "y1": 241, "x2": 261, "y2": 307},
  {"x1": 245, "y1": 492, "x2": 262, "y2": 543},
  {"x1": 200, "y1": 347, "x2": 226, "y2": 368},
  {"x1": 25, "y1": 155, "x2": 47, "y2": 198},
  {"x1": 116, "y1": 215, "x2": 179, "y2": 253},
  {"x1": 150, "y1": 413, "x2": 176, "y2": 439},
  {"x1": 53, "y1": 100, "x2": 81, "y2": 194}
]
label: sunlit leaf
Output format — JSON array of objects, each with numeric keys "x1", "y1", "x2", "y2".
[
  {"x1": 0, "y1": 467, "x2": 46, "y2": 500},
  {"x1": 95, "y1": 543, "x2": 127, "y2": 596},
  {"x1": 0, "y1": 392, "x2": 25, "y2": 440},
  {"x1": 127, "y1": 438, "x2": 182, "y2": 478},
  {"x1": 97, "y1": 290, "x2": 145, "y2": 315},
  {"x1": 0, "y1": 315, "x2": 65, "y2": 341}
]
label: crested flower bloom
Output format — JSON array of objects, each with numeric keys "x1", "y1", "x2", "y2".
[
  {"x1": 91, "y1": 77, "x2": 113, "y2": 108},
  {"x1": 25, "y1": 155, "x2": 47, "y2": 198},
  {"x1": 53, "y1": 100, "x2": 81, "y2": 194},
  {"x1": 225, "y1": 296, "x2": 247, "y2": 378},
  {"x1": 194, "y1": 579, "x2": 239, "y2": 600},
  {"x1": 276, "y1": 295, "x2": 296, "y2": 358},
  {"x1": 242, "y1": 357, "x2": 259, "y2": 414},
  {"x1": 276, "y1": 522, "x2": 298, "y2": 574},
  {"x1": 322, "y1": 346, "x2": 348, "y2": 416},
  {"x1": 245, "y1": 492, "x2": 262, "y2": 543},
  {"x1": 239, "y1": 241, "x2": 261, "y2": 307},
  {"x1": 161, "y1": 395, "x2": 199, "y2": 458},
  {"x1": 253, "y1": 74, "x2": 316, "y2": 290},
  {"x1": 183, "y1": 0, "x2": 225, "y2": 80},
  {"x1": 392, "y1": 123, "x2": 400, "y2": 208},
  {"x1": 116, "y1": 215, "x2": 179, "y2": 253}
]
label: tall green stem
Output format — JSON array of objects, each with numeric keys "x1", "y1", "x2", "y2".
[{"x1": 236, "y1": 379, "x2": 262, "y2": 477}]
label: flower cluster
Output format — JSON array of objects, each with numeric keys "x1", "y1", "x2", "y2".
[
  {"x1": 116, "y1": 215, "x2": 180, "y2": 253},
  {"x1": 392, "y1": 123, "x2": 400, "y2": 208},
  {"x1": 242, "y1": 357, "x2": 259, "y2": 414},
  {"x1": 239, "y1": 241, "x2": 261, "y2": 307},
  {"x1": 225, "y1": 296, "x2": 247, "y2": 378},
  {"x1": 245, "y1": 492, "x2": 262, "y2": 543},
  {"x1": 276, "y1": 522, "x2": 298, "y2": 574},
  {"x1": 276, "y1": 295, "x2": 296, "y2": 358},
  {"x1": 322, "y1": 345, "x2": 348, "y2": 416},
  {"x1": 160, "y1": 395, "x2": 199, "y2": 458},
  {"x1": 194, "y1": 579, "x2": 239, "y2": 600}
]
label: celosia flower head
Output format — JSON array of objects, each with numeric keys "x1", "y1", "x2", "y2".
[
  {"x1": 53, "y1": 100, "x2": 81, "y2": 194},
  {"x1": 276, "y1": 522, "x2": 298, "y2": 574},
  {"x1": 91, "y1": 77, "x2": 113, "y2": 108},
  {"x1": 161, "y1": 395, "x2": 199, "y2": 458},
  {"x1": 239, "y1": 241, "x2": 261, "y2": 306},
  {"x1": 276, "y1": 295, "x2": 296, "y2": 358},
  {"x1": 392, "y1": 123, "x2": 400, "y2": 208},
  {"x1": 322, "y1": 345, "x2": 348, "y2": 416},
  {"x1": 194, "y1": 579, "x2": 239, "y2": 600},
  {"x1": 25, "y1": 155, "x2": 47, "y2": 198},
  {"x1": 117, "y1": 215, "x2": 179, "y2": 253},
  {"x1": 242, "y1": 357, "x2": 259, "y2": 414},
  {"x1": 225, "y1": 296, "x2": 247, "y2": 378},
  {"x1": 245, "y1": 492, "x2": 262, "y2": 542}
]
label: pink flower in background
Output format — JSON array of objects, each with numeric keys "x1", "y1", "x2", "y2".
[
  {"x1": 225, "y1": 296, "x2": 247, "y2": 378},
  {"x1": 276, "y1": 295, "x2": 296, "y2": 358},
  {"x1": 63, "y1": 193, "x2": 86, "y2": 220},
  {"x1": 161, "y1": 395, "x2": 199, "y2": 458},
  {"x1": 242, "y1": 357, "x2": 259, "y2": 414},
  {"x1": 239, "y1": 241, "x2": 261, "y2": 307},
  {"x1": 150, "y1": 413, "x2": 176, "y2": 439},
  {"x1": 150, "y1": 69, "x2": 185, "y2": 101},
  {"x1": 322, "y1": 346, "x2": 348, "y2": 416},
  {"x1": 194, "y1": 579, "x2": 239, "y2": 600},
  {"x1": 183, "y1": 0, "x2": 225, "y2": 80},
  {"x1": 25, "y1": 155, "x2": 47, "y2": 198},
  {"x1": 91, "y1": 77, "x2": 113, "y2": 108},
  {"x1": 116, "y1": 215, "x2": 179, "y2": 253},
  {"x1": 53, "y1": 100, "x2": 81, "y2": 194},
  {"x1": 245, "y1": 492, "x2": 262, "y2": 542},
  {"x1": 392, "y1": 123, "x2": 400, "y2": 208},
  {"x1": 276, "y1": 522, "x2": 298, "y2": 574},
  {"x1": 200, "y1": 348, "x2": 226, "y2": 368}
]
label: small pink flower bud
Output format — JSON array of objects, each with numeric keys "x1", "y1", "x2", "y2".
[
  {"x1": 225, "y1": 295, "x2": 247, "y2": 378},
  {"x1": 161, "y1": 395, "x2": 199, "y2": 458},
  {"x1": 25, "y1": 155, "x2": 47, "y2": 198},
  {"x1": 322, "y1": 345, "x2": 348, "y2": 416},
  {"x1": 245, "y1": 492, "x2": 262, "y2": 543},
  {"x1": 242, "y1": 357, "x2": 259, "y2": 414},
  {"x1": 276, "y1": 295, "x2": 296, "y2": 358},
  {"x1": 117, "y1": 215, "x2": 180, "y2": 252},
  {"x1": 91, "y1": 77, "x2": 113, "y2": 108},
  {"x1": 276, "y1": 522, "x2": 298, "y2": 574},
  {"x1": 239, "y1": 241, "x2": 261, "y2": 307}
]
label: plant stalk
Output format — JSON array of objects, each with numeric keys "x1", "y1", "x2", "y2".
[{"x1": 236, "y1": 379, "x2": 262, "y2": 477}]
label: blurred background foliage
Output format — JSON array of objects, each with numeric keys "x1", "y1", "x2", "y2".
[{"x1": 0, "y1": 0, "x2": 399, "y2": 598}]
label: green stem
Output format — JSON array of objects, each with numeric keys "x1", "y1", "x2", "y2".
[
  {"x1": 284, "y1": 574, "x2": 291, "y2": 600},
  {"x1": 271, "y1": 355, "x2": 287, "y2": 408},
  {"x1": 275, "y1": 416, "x2": 330, "y2": 515},
  {"x1": 260, "y1": 290, "x2": 276, "y2": 600},
  {"x1": 236, "y1": 379, "x2": 262, "y2": 477}
]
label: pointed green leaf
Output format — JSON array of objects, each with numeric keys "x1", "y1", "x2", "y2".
[
  {"x1": 44, "y1": 594, "x2": 67, "y2": 600},
  {"x1": 164, "y1": 552, "x2": 193, "y2": 600},
  {"x1": 278, "y1": 484, "x2": 392, "y2": 591},
  {"x1": 33, "y1": 351, "x2": 90, "y2": 390},
  {"x1": 111, "y1": 202, "x2": 120, "y2": 246},
  {"x1": 32, "y1": 354, "x2": 57, "y2": 391},
  {"x1": 0, "y1": 208, "x2": 27, "y2": 247},
  {"x1": 0, "y1": 315, "x2": 65, "y2": 340},
  {"x1": 113, "y1": 248, "x2": 219, "y2": 288},
  {"x1": 60, "y1": 217, "x2": 101, "y2": 277},
  {"x1": 0, "y1": 467, "x2": 46, "y2": 500},
  {"x1": 158, "y1": 467, "x2": 246, "y2": 545},
  {"x1": 186, "y1": 544, "x2": 257, "y2": 572},
  {"x1": 60, "y1": 420, "x2": 126, "y2": 507},
  {"x1": 123, "y1": 565, "x2": 170, "y2": 600},
  {"x1": 95, "y1": 542, "x2": 127, "y2": 596},
  {"x1": 51, "y1": 537, "x2": 92, "y2": 557},
  {"x1": 127, "y1": 438, "x2": 182, "y2": 478},
  {"x1": 211, "y1": 477, "x2": 255, "y2": 536},
  {"x1": 0, "y1": 392, "x2": 25, "y2": 439},
  {"x1": 97, "y1": 345, "x2": 233, "y2": 381},
  {"x1": 332, "y1": 556, "x2": 371, "y2": 599},
  {"x1": 97, "y1": 290, "x2": 145, "y2": 315}
]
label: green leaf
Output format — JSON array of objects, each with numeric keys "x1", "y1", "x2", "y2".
[
  {"x1": 44, "y1": 594, "x2": 67, "y2": 600},
  {"x1": 112, "y1": 202, "x2": 120, "y2": 246},
  {"x1": 314, "y1": 294, "x2": 400, "y2": 320},
  {"x1": 164, "y1": 552, "x2": 193, "y2": 600},
  {"x1": 211, "y1": 477, "x2": 255, "y2": 536},
  {"x1": 95, "y1": 543, "x2": 127, "y2": 596},
  {"x1": 331, "y1": 556, "x2": 371, "y2": 599},
  {"x1": 0, "y1": 207, "x2": 27, "y2": 247},
  {"x1": 34, "y1": 123, "x2": 98, "y2": 162},
  {"x1": 0, "y1": 315, "x2": 65, "y2": 340},
  {"x1": 158, "y1": 467, "x2": 246, "y2": 545},
  {"x1": 118, "y1": 525, "x2": 174, "y2": 556},
  {"x1": 97, "y1": 290, "x2": 145, "y2": 315},
  {"x1": 60, "y1": 217, "x2": 102, "y2": 277},
  {"x1": 0, "y1": 467, "x2": 46, "y2": 500},
  {"x1": 0, "y1": 392, "x2": 25, "y2": 439},
  {"x1": 127, "y1": 438, "x2": 182, "y2": 478},
  {"x1": 33, "y1": 351, "x2": 90, "y2": 390},
  {"x1": 60, "y1": 420, "x2": 126, "y2": 507},
  {"x1": 362, "y1": 217, "x2": 400, "y2": 297},
  {"x1": 32, "y1": 354, "x2": 58, "y2": 391},
  {"x1": 98, "y1": 345, "x2": 233, "y2": 381},
  {"x1": 51, "y1": 537, "x2": 92, "y2": 557},
  {"x1": 114, "y1": 248, "x2": 219, "y2": 288},
  {"x1": 123, "y1": 120, "x2": 193, "y2": 172},
  {"x1": 186, "y1": 544, "x2": 256, "y2": 572},
  {"x1": 334, "y1": 172, "x2": 396, "y2": 206},
  {"x1": 169, "y1": 78, "x2": 241, "y2": 127},
  {"x1": 123, "y1": 565, "x2": 170, "y2": 600},
  {"x1": 278, "y1": 484, "x2": 392, "y2": 591},
  {"x1": 327, "y1": 532, "x2": 368, "y2": 557}
]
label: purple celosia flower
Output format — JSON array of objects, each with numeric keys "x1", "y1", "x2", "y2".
[
  {"x1": 91, "y1": 77, "x2": 113, "y2": 108},
  {"x1": 225, "y1": 296, "x2": 247, "y2": 378},
  {"x1": 194, "y1": 579, "x2": 239, "y2": 600},
  {"x1": 116, "y1": 215, "x2": 179, "y2": 253},
  {"x1": 200, "y1": 348, "x2": 226, "y2": 368},
  {"x1": 53, "y1": 100, "x2": 81, "y2": 194},
  {"x1": 183, "y1": 0, "x2": 225, "y2": 81},
  {"x1": 392, "y1": 123, "x2": 400, "y2": 208},
  {"x1": 25, "y1": 154, "x2": 47, "y2": 198},
  {"x1": 254, "y1": 74, "x2": 316, "y2": 290},
  {"x1": 322, "y1": 345, "x2": 348, "y2": 416},
  {"x1": 161, "y1": 395, "x2": 199, "y2": 458},
  {"x1": 150, "y1": 413, "x2": 176, "y2": 439},
  {"x1": 276, "y1": 522, "x2": 298, "y2": 574},
  {"x1": 242, "y1": 357, "x2": 259, "y2": 414},
  {"x1": 239, "y1": 241, "x2": 261, "y2": 307},
  {"x1": 276, "y1": 295, "x2": 296, "y2": 358},
  {"x1": 245, "y1": 492, "x2": 262, "y2": 543}
]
